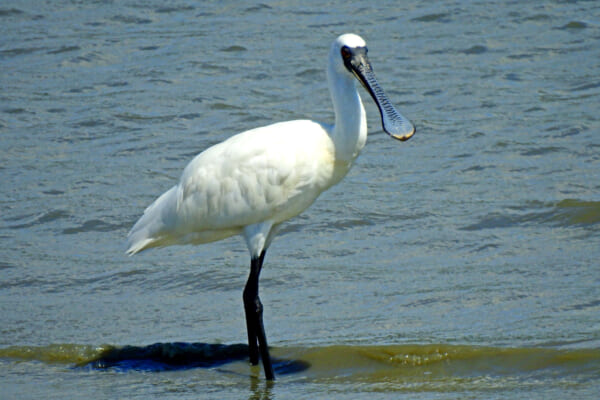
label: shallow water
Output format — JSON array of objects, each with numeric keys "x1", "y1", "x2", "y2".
[
  {"x1": 1, "y1": 0, "x2": 599, "y2": 398},
  {"x1": 1, "y1": 342, "x2": 599, "y2": 398}
]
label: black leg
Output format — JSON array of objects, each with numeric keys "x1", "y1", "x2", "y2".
[
  {"x1": 243, "y1": 250, "x2": 275, "y2": 380},
  {"x1": 243, "y1": 254, "x2": 261, "y2": 366}
]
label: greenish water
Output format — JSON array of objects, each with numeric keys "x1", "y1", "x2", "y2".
[
  {"x1": 2, "y1": 343, "x2": 599, "y2": 397},
  {"x1": 1, "y1": 0, "x2": 599, "y2": 398}
]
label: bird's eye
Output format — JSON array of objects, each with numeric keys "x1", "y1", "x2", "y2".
[{"x1": 341, "y1": 46, "x2": 352, "y2": 60}]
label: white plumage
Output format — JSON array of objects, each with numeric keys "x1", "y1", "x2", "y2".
[
  {"x1": 126, "y1": 33, "x2": 415, "y2": 380},
  {"x1": 126, "y1": 120, "x2": 344, "y2": 255}
]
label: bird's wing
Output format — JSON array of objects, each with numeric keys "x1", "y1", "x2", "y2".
[
  {"x1": 126, "y1": 120, "x2": 335, "y2": 254},
  {"x1": 177, "y1": 120, "x2": 335, "y2": 230}
]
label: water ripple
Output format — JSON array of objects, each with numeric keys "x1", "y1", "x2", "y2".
[
  {"x1": 62, "y1": 219, "x2": 129, "y2": 235},
  {"x1": 6, "y1": 209, "x2": 71, "y2": 230},
  {"x1": 411, "y1": 13, "x2": 451, "y2": 23},
  {"x1": 461, "y1": 199, "x2": 600, "y2": 231},
  {"x1": 0, "y1": 8, "x2": 24, "y2": 17}
]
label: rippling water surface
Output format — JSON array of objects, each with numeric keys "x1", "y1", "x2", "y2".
[{"x1": 1, "y1": 1, "x2": 599, "y2": 399}]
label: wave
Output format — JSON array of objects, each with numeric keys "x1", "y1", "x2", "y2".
[
  {"x1": 1, "y1": 342, "x2": 598, "y2": 383},
  {"x1": 461, "y1": 199, "x2": 600, "y2": 231}
]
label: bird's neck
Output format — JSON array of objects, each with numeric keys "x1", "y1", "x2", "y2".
[{"x1": 328, "y1": 69, "x2": 367, "y2": 162}]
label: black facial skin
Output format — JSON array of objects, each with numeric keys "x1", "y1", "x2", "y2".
[{"x1": 340, "y1": 45, "x2": 416, "y2": 141}]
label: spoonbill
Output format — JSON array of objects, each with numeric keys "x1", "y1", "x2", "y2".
[{"x1": 126, "y1": 33, "x2": 415, "y2": 380}]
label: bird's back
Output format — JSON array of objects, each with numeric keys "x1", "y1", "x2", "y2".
[{"x1": 127, "y1": 120, "x2": 341, "y2": 255}]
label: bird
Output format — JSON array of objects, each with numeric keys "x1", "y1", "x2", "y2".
[{"x1": 126, "y1": 33, "x2": 415, "y2": 380}]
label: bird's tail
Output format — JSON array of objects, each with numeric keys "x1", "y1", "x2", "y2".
[{"x1": 126, "y1": 185, "x2": 179, "y2": 255}]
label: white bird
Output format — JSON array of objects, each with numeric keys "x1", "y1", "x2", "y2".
[{"x1": 126, "y1": 33, "x2": 415, "y2": 380}]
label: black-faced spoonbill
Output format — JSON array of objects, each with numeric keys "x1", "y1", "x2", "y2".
[{"x1": 126, "y1": 33, "x2": 415, "y2": 380}]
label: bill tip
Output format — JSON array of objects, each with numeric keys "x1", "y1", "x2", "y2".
[{"x1": 391, "y1": 125, "x2": 416, "y2": 141}]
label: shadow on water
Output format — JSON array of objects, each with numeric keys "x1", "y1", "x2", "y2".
[{"x1": 84, "y1": 342, "x2": 310, "y2": 375}]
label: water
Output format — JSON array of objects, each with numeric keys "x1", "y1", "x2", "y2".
[{"x1": 1, "y1": 0, "x2": 599, "y2": 398}]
